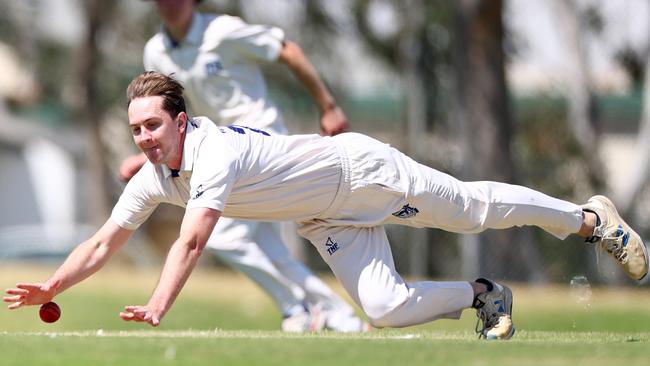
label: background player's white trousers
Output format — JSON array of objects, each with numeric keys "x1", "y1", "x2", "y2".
[
  {"x1": 206, "y1": 217, "x2": 358, "y2": 324},
  {"x1": 298, "y1": 133, "x2": 585, "y2": 327}
]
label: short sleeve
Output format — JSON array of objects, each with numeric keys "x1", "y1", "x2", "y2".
[
  {"x1": 221, "y1": 23, "x2": 285, "y2": 63},
  {"x1": 186, "y1": 134, "x2": 240, "y2": 212},
  {"x1": 110, "y1": 167, "x2": 161, "y2": 230},
  {"x1": 143, "y1": 34, "x2": 163, "y2": 72}
]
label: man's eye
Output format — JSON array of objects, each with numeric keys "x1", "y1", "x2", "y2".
[{"x1": 132, "y1": 128, "x2": 141, "y2": 135}]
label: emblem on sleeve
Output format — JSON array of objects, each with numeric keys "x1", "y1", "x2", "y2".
[{"x1": 191, "y1": 184, "x2": 205, "y2": 200}]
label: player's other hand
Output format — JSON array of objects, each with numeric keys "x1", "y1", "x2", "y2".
[
  {"x1": 320, "y1": 106, "x2": 349, "y2": 136},
  {"x1": 4, "y1": 281, "x2": 60, "y2": 309},
  {"x1": 120, "y1": 305, "x2": 162, "y2": 327},
  {"x1": 118, "y1": 153, "x2": 147, "y2": 182}
]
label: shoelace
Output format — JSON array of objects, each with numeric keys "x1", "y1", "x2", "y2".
[
  {"x1": 474, "y1": 306, "x2": 498, "y2": 339},
  {"x1": 598, "y1": 225, "x2": 629, "y2": 264}
]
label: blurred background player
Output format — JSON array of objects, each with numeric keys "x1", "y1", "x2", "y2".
[{"x1": 118, "y1": 0, "x2": 367, "y2": 332}]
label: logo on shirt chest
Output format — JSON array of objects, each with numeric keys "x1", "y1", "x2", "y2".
[{"x1": 205, "y1": 60, "x2": 223, "y2": 75}]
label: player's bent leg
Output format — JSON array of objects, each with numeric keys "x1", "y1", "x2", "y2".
[
  {"x1": 298, "y1": 223, "x2": 474, "y2": 328},
  {"x1": 581, "y1": 195, "x2": 649, "y2": 281}
]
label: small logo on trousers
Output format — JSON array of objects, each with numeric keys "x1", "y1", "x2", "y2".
[
  {"x1": 325, "y1": 237, "x2": 340, "y2": 255},
  {"x1": 392, "y1": 204, "x2": 419, "y2": 219}
]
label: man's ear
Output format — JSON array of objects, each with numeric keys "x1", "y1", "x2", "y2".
[{"x1": 177, "y1": 112, "x2": 188, "y2": 132}]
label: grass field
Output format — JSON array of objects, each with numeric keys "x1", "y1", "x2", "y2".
[{"x1": 1, "y1": 263, "x2": 649, "y2": 365}]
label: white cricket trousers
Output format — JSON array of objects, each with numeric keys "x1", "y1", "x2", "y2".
[{"x1": 298, "y1": 133, "x2": 584, "y2": 328}]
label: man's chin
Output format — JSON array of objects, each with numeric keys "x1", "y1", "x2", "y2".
[{"x1": 144, "y1": 154, "x2": 162, "y2": 165}]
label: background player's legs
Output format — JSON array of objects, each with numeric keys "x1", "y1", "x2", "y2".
[
  {"x1": 206, "y1": 218, "x2": 307, "y2": 318},
  {"x1": 253, "y1": 222, "x2": 368, "y2": 331},
  {"x1": 298, "y1": 223, "x2": 474, "y2": 328}
]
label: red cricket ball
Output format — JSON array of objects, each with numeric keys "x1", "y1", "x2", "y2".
[{"x1": 39, "y1": 302, "x2": 61, "y2": 323}]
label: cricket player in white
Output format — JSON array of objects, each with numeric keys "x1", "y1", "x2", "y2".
[
  {"x1": 6, "y1": 72, "x2": 648, "y2": 340},
  {"x1": 120, "y1": 0, "x2": 365, "y2": 332}
]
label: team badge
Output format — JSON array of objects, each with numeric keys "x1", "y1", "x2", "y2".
[
  {"x1": 392, "y1": 203, "x2": 419, "y2": 219},
  {"x1": 191, "y1": 184, "x2": 205, "y2": 200},
  {"x1": 205, "y1": 60, "x2": 223, "y2": 75}
]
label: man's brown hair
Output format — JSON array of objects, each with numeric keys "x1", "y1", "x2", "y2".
[{"x1": 126, "y1": 71, "x2": 187, "y2": 118}]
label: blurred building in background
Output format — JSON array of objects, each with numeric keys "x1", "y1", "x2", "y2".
[{"x1": 0, "y1": 40, "x2": 93, "y2": 261}]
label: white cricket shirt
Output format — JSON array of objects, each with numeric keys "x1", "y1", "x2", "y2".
[
  {"x1": 110, "y1": 117, "x2": 341, "y2": 230},
  {"x1": 143, "y1": 12, "x2": 287, "y2": 134}
]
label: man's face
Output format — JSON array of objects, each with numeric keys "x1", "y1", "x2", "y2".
[
  {"x1": 128, "y1": 96, "x2": 186, "y2": 166},
  {"x1": 155, "y1": 0, "x2": 194, "y2": 26}
]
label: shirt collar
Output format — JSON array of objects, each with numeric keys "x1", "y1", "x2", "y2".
[
  {"x1": 161, "y1": 118, "x2": 201, "y2": 179},
  {"x1": 162, "y1": 12, "x2": 204, "y2": 49}
]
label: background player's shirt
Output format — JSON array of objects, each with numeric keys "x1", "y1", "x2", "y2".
[
  {"x1": 144, "y1": 12, "x2": 288, "y2": 134},
  {"x1": 110, "y1": 117, "x2": 341, "y2": 230}
]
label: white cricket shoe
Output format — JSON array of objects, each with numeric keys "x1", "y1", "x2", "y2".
[
  {"x1": 281, "y1": 307, "x2": 326, "y2": 333},
  {"x1": 323, "y1": 311, "x2": 372, "y2": 332},
  {"x1": 582, "y1": 195, "x2": 649, "y2": 281},
  {"x1": 473, "y1": 278, "x2": 514, "y2": 340}
]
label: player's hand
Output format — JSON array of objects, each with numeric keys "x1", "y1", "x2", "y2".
[
  {"x1": 320, "y1": 106, "x2": 349, "y2": 136},
  {"x1": 120, "y1": 305, "x2": 162, "y2": 327},
  {"x1": 3, "y1": 281, "x2": 59, "y2": 309},
  {"x1": 118, "y1": 153, "x2": 147, "y2": 182}
]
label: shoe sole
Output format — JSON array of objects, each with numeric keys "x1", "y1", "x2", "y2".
[
  {"x1": 592, "y1": 195, "x2": 649, "y2": 281},
  {"x1": 501, "y1": 285, "x2": 515, "y2": 340}
]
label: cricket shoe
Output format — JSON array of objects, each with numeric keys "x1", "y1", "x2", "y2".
[
  {"x1": 582, "y1": 195, "x2": 649, "y2": 281},
  {"x1": 281, "y1": 306, "x2": 326, "y2": 333},
  {"x1": 323, "y1": 311, "x2": 372, "y2": 332},
  {"x1": 473, "y1": 278, "x2": 514, "y2": 340}
]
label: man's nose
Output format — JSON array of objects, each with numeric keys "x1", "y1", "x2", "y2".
[{"x1": 140, "y1": 129, "x2": 153, "y2": 143}]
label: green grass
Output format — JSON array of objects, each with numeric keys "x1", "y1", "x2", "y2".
[{"x1": 1, "y1": 263, "x2": 650, "y2": 365}]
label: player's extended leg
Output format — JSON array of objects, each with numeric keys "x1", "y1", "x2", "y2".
[
  {"x1": 392, "y1": 151, "x2": 649, "y2": 280},
  {"x1": 298, "y1": 222, "x2": 479, "y2": 328},
  {"x1": 254, "y1": 222, "x2": 369, "y2": 332}
]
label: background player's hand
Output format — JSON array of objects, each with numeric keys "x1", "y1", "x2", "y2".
[
  {"x1": 118, "y1": 153, "x2": 147, "y2": 182},
  {"x1": 320, "y1": 105, "x2": 349, "y2": 136},
  {"x1": 4, "y1": 281, "x2": 60, "y2": 309},
  {"x1": 120, "y1": 305, "x2": 162, "y2": 327}
]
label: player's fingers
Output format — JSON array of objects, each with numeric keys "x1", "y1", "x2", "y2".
[
  {"x1": 15, "y1": 283, "x2": 42, "y2": 291},
  {"x1": 150, "y1": 317, "x2": 160, "y2": 327},
  {"x1": 123, "y1": 306, "x2": 148, "y2": 316},
  {"x1": 4, "y1": 288, "x2": 28, "y2": 296},
  {"x1": 7, "y1": 301, "x2": 24, "y2": 310},
  {"x1": 119, "y1": 311, "x2": 140, "y2": 321},
  {"x1": 122, "y1": 306, "x2": 151, "y2": 320},
  {"x1": 3, "y1": 295, "x2": 24, "y2": 303}
]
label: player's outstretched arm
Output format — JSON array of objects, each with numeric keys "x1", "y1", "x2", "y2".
[
  {"x1": 3, "y1": 220, "x2": 133, "y2": 309},
  {"x1": 120, "y1": 207, "x2": 221, "y2": 327},
  {"x1": 279, "y1": 40, "x2": 349, "y2": 136}
]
